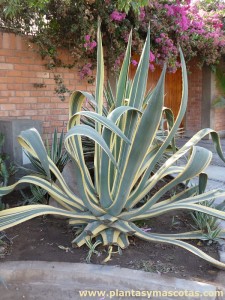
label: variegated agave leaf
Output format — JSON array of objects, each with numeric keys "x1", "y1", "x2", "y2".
[{"x1": 1, "y1": 26, "x2": 225, "y2": 269}]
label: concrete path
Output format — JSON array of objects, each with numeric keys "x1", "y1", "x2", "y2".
[
  {"x1": 176, "y1": 137, "x2": 225, "y2": 191},
  {"x1": 0, "y1": 261, "x2": 224, "y2": 300}
]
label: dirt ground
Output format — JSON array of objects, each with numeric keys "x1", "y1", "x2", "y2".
[{"x1": 0, "y1": 188, "x2": 221, "y2": 284}]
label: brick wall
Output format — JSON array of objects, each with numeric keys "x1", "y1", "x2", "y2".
[
  {"x1": 0, "y1": 31, "x2": 224, "y2": 141},
  {"x1": 211, "y1": 65, "x2": 225, "y2": 133},
  {"x1": 0, "y1": 31, "x2": 96, "y2": 141},
  {"x1": 185, "y1": 59, "x2": 203, "y2": 136}
]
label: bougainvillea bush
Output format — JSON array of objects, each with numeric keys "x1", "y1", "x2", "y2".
[{"x1": 0, "y1": 0, "x2": 225, "y2": 79}]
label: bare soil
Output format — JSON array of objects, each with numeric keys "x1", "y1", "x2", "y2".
[
  {"x1": 0, "y1": 188, "x2": 221, "y2": 285},
  {"x1": 0, "y1": 182, "x2": 223, "y2": 288}
]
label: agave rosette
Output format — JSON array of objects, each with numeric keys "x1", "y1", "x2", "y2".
[{"x1": 1, "y1": 26, "x2": 225, "y2": 268}]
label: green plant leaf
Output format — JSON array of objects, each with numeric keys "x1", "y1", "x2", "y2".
[
  {"x1": 65, "y1": 124, "x2": 118, "y2": 169},
  {"x1": 116, "y1": 30, "x2": 132, "y2": 107},
  {"x1": 18, "y1": 128, "x2": 51, "y2": 180},
  {"x1": 131, "y1": 223, "x2": 225, "y2": 269}
]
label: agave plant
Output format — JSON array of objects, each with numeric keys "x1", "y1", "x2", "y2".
[
  {"x1": 0, "y1": 133, "x2": 17, "y2": 187},
  {"x1": 25, "y1": 129, "x2": 69, "y2": 179},
  {"x1": 1, "y1": 26, "x2": 225, "y2": 269},
  {"x1": 20, "y1": 129, "x2": 69, "y2": 205},
  {"x1": 191, "y1": 200, "x2": 225, "y2": 245},
  {"x1": 82, "y1": 77, "x2": 178, "y2": 171}
]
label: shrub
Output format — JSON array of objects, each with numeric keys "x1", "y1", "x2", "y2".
[
  {"x1": 0, "y1": 0, "x2": 225, "y2": 79},
  {"x1": 1, "y1": 26, "x2": 225, "y2": 268}
]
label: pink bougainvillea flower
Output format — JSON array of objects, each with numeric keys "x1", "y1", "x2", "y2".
[
  {"x1": 85, "y1": 35, "x2": 91, "y2": 42},
  {"x1": 139, "y1": 7, "x2": 145, "y2": 21},
  {"x1": 155, "y1": 38, "x2": 161, "y2": 44},
  {"x1": 149, "y1": 51, "x2": 155, "y2": 62},
  {"x1": 79, "y1": 63, "x2": 92, "y2": 80},
  {"x1": 79, "y1": 0, "x2": 225, "y2": 78},
  {"x1": 110, "y1": 10, "x2": 126, "y2": 22},
  {"x1": 90, "y1": 41, "x2": 97, "y2": 49},
  {"x1": 149, "y1": 64, "x2": 155, "y2": 72},
  {"x1": 131, "y1": 59, "x2": 138, "y2": 67},
  {"x1": 84, "y1": 39, "x2": 97, "y2": 51}
]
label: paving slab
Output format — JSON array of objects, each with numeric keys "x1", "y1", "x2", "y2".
[{"x1": 0, "y1": 261, "x2": 224, "y2": 300}]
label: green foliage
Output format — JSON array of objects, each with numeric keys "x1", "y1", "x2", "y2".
[
  {"x1": 0, "y1": 0, "x2": 49, "y2": 17},
  {"x1": 54, "y1": 75, "x2": 72, "y2": 101},
  {"x1": 1, "y1": 27, "x2": 225, "y2": 269},
  {"x1": 26, "y1": 129, "x2": 69, "y2": 179},
  {"x1": 191, "y1": 200, "x2": 225, "y2": 244},
  {"x1": 212, "y1": 96, "x2": 225, "y2": 109},
  {"x1": 117, "y1": 0, "x2": 149, "y2": 13},
  {"x1": 85, "y1": 238, "x2": 101, "y2": 263},
  {"x1": 0, "y1": 133, "x2": 17, "y2": 210},
  {"x1": 0, "y1": 0, "x2": 224, "y2": 81},
  {"x1": 21, "y1": 129, "x2": 69, "y2": 204},
  {"x1": 20, "y1": 185, "x2": 48, "y2": 205},
  {"x1": 212, "y1": 65, "x2": 225, "y2": 108},
  {"x1": 0, "y1": 133, "x2": 16, "y2": 187}
]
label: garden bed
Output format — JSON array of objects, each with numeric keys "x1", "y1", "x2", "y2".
[{"x1": 0, "y1": 189, "x2": 221, "y2": 285}]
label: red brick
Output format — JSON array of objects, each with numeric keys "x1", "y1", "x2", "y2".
[
  {"x1": 0, "y1": 84, "x2": 7, "y2": 90},
  {"x1": 15, "y1": 35, "x2": 22, "y2": 50},
  {"x1": 0, "y1": 49, "x2": 15, "y2": 57},
  {"x1": 33, "y1": 103, "x2": 57, "y2": 109},
  {"x1": 0, "y1": 78, "x2": 8, "y2": 83},
  {"x1": 29, "y1": 65, "x2": 45, "y2": 71},
  {"x1": 50, "y1": 96, "x2": 62, "y2": 102},
  {"x1": 7, "y1": 70, "x2": 22, "y2": 77},
  {"x1": 23, "y1": 97, "x2": 38, "y2": 103},
  {"x1": 57, "y1": 102, "x2": 69, "y2": 109},
  {"x1": 30, "y1": 91, "x2": 45, "y2": 97},
  {"x1": 63, "y1": 73, "x2": 75, "y2": 79},
  {"x1": 0, "y1": 104, "x2": 16, "y2": 110},
  {"x1": 32, "y1": 115, "x2": 45, "y2": 121},
  {"x1": 21, "y1": 71, "x2": 36, "y2": 77},
  {"x1": 36, "y1": 72, "x2": 50, "y2": 78},
  {"x1": 16, "y1": 104, "x2": 31, "y2": 110},
  {"x1": 5, "y1": 57, "x2": 21, "y2": 64},
  {"x1": 7, "y1": 84, "x2": 24, "y2": 91},
  {"x1": 0, "y1": 111, "x2": 9, "y2": 117},
  {"x1": 0, "y1": 63, "x2": 13, "y2": 70},
  {"x1": 44, "y1": 79, "x2": 55, "y2": 85},
  {"x1": 2, "y1": 33, "x2": 10, "y2": 49},
  {"x1": 21, "y1": 58, "x2": 37, "y2": 65},
  {"x1": 0, "y1": 98, "x2": 9, "y2": 103},
  {"x1": 16, "y1": 91, "x2": 30, "y2": 97},
  {"x1": 46, "y1": 115, "x2": 60, "y2": 121},
  {"x1": 58, "y1": 115, "x2": 68, "y2": 120},
  {"x1": 9, "y1": 110, "x2": 26, "y2": 117},
  {"x1": 6, "y1": 77, "x2": 27, "y2": 84},
  {"x1": 1, "y1": 91, "x2": 15, "y2": 97},
  {"x1": 44, "y1": 91, "x2": 54, "y2": 97},
  {"x1": 24, "y1": 110, "x2": 38, "y2": 116},
  {"x1": 37, "y1": 97, "x2": 49, "y2": 103},
  {"x1": 14, "y1": 64, "x2": 30, "y2": 71},
  {"x1": 50, "y1": 121, "x2": 64, "y2": 127},
  {"x1": 10, "y1": 34, "x2": 16, "y2": 49},
  {"x1": 9, "y1": 97, "x2": 24, "y2": 103},
  {"x1": 18, "y1": 116, "x2": 31, "y2": 120}
]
